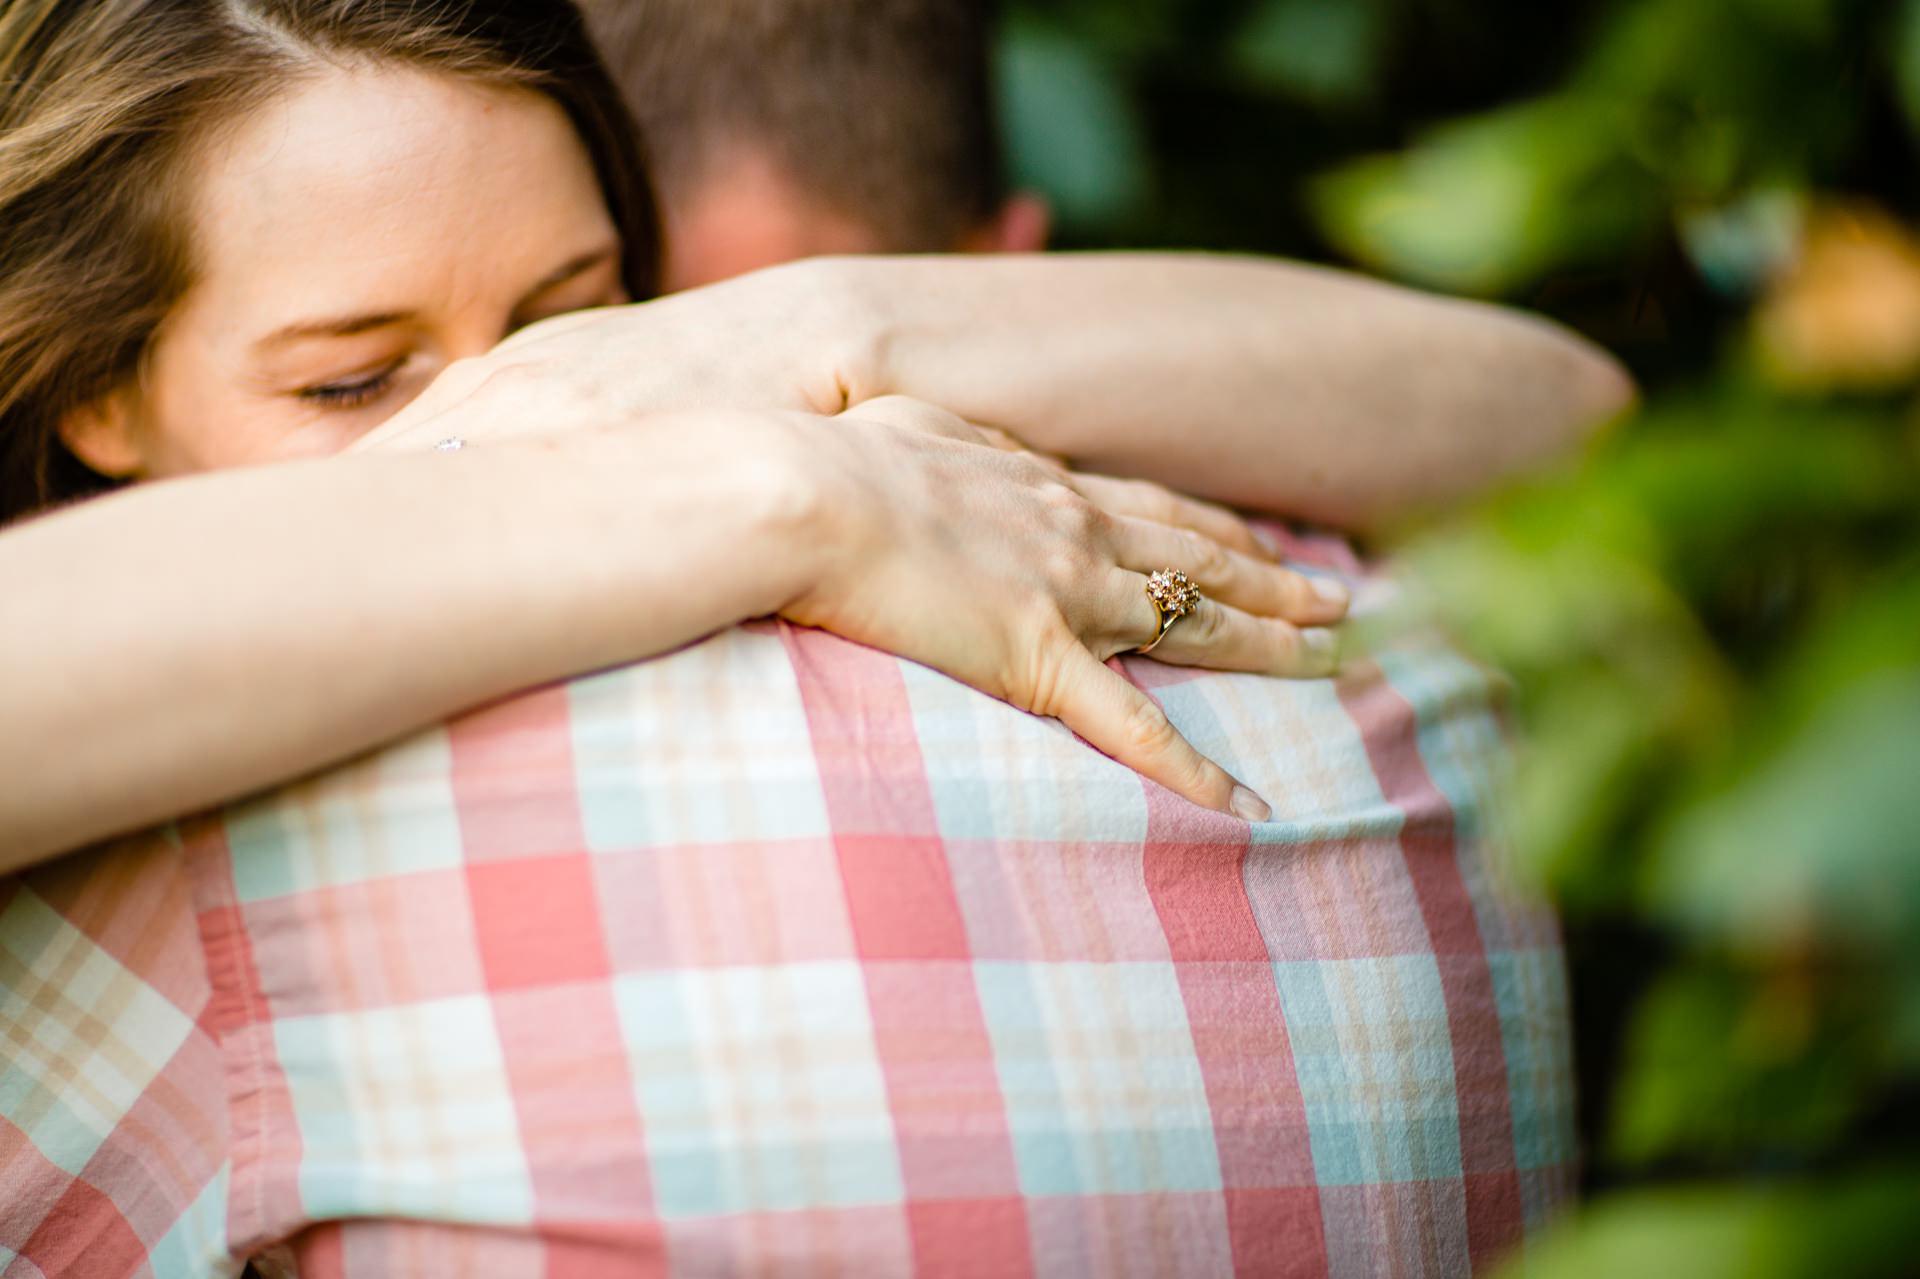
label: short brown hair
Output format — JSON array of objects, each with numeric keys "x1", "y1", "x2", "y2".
[
  {"x1": 0, "y1": 0, "x2": 656, "y2": 524},
  {"x1": 583, "y1": 0, "x2": 1003, "y2": 252}
]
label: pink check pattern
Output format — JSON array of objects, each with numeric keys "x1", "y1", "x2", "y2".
[{"x1": 2, "y1": 531, "x2": 1576, "y2": 1277}]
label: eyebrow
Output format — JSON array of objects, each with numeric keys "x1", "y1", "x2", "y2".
[{"x1": 251, "y1": 246, "x2": 621, "y2": 352}]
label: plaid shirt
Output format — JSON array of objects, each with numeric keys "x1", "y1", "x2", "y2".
[{"x1": 2, "y1": 534, "x2": 1576, "y2": 1277}]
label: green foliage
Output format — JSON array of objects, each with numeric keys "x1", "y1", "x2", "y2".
[
  {"x1": 1229, "y1": 0, "x2": 1385, "y2": 108},
  {"x1": 997, "y1": 0, "x2": 1920, "y2": 1271},
  {"x1": 1328, "y1": 0, "x2": 1920, "y2": 1271},
  {"x1": 1316, "y1": 96, "x2": 1663, "y2": 294},
  {"x1": 997, "y1": 12, "x2": 1152, "y2": 227},
  {"x1": 1513, "y1": 1173, "x2": 1920, "y2": 1278}
]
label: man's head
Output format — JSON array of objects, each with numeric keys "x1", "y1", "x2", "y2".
[{"x1": 584, "y1": 0, "x2": 1048, "y2": 290}]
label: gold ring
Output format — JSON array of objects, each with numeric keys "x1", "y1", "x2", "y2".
[{"x1": 1132, "y1": 568, "x2": 1202, "y2": 655}]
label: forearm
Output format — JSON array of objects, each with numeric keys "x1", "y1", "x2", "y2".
[
  {"x1": 0, "y1": 423, "x2": 822, "y2": 870},
  {"x1": 828, "y1": 252, "x2": 1635, "y2": 531}
]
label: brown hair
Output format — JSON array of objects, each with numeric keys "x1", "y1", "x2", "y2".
[
  {"x1": 582, "y1": 0, "x2": 1003, "y2": 253},
  {"x1": 0, "y1": 0, "x2": 657, "y2": 525}
]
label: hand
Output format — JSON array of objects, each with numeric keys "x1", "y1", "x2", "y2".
[
  {"x1": 349, "y1": 261, "x2": 863, "y2": 454},
  {"x1": 849, "y1": 395, "x2": 1288, "y2": 567},
  {"x1": 794, "y1": 397, "x2": 1350, "y2": 821}
]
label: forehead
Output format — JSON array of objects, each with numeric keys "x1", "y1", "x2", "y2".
[{"x1": 180, "y1": 64, "x2": 615, "y2": 324}]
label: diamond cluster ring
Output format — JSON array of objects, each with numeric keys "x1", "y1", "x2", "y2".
[{"x1": 1132, "y1": 568, "x2": 1203, "y2": 655}]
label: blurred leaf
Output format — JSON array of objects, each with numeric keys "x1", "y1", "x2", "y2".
[
  {"x1": 1313, "y1": 95, "x2": 1662, "y2": 294},
  {"x1": 1896, "y1": 954, "x2": 1920, "y2": 1066},
  {"x1": 1399, "y1": 471, "x2": 1732, "y2": 897},
  {"x1": 1580, "y1": 0, "x2": 1854, "y2": 195},
  {"x1": 996, "y1": 14, "x2": 1153, "y2": 232},
  {"x1": 1003, "y1": 0, "x2": 1185, "y2": 62},
  {"x1": 1504, "y1": 665, "x2": 1673, "y2": 895},
  {"x1": 1650, "y1": 670, "x2": 1920, "y2": 954},
  {"x1": 1645, "y1": 576, "x2": 1920, "y2": 956},
  {"x1": 1893, "y1": 0, "x2": 1920, "y2": 136},
  {"x1": 1499, "y1": 1171, "x2": 1920, "y2": 1279},
  {"x1": 1584, "y1": 0, "x2": 1844, "y2": 96},
  {"x1": 1230, "y1": 0, "x2": 1383, "y2": 107},
  {"x1": 1601, "y1": 396, "x2": 1913, "y2": 591},
  {"x1": 1610, "y1": 965, "x2": 1883, "y2": 1163}
]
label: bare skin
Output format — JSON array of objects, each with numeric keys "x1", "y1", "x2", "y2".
[
  {"x1": 387, "y1": 251, "x2": 1633, "y2": 535},
  {"x1": 1, "y1": 70, "x2": 1634, "y2": 872}
]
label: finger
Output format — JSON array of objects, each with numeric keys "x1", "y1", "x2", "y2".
[
  {"x1": 1150, "y1": 598, "x2": 1340, "y2": 678},
  {"x1": 1105, "y1": 517, "x2": 1349, "y2": 625},
  {"x1": 1099, "y1": 570, "x2": 1339, "y2": 678},
  {"x1": 1066, "y1": 473, "x2": 1271, "y2": 560},
  {"x1": 1044, "y1": 646, "x2": 1272, "y2": 822}
]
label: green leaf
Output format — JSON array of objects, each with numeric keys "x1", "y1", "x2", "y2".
[
  {"x1": 1312, "y1": 95, "x2": 1661, "y2": 293},
  {"x1": 1643, "y1": 572, "x2": 1920, "y2": 958},
  {"x1": 1609, "y1": 965, "x2": 1882, "y2": 1164},
  {"x1": 995, "y1": 15, "x2": 1152, "y2": 233},
  {"x1": 1648, "y1": 669, "x2": 1920, "y2": 954},
  {"x1": 1230, "y1": 0, "x2": 1382, "y2": 108},
  {"x1": 1899, "y1": 0, "x2": 1920, "y2": 136},
  {"x1": 1500, "y1": 1171, "x2": 1920, "y2": 1279}
]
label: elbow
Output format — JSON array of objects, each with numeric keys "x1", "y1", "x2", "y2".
[
  {"x1": 1586, "y1": 349, "x2": 1640, "y2": 426},
  {"x1": 1562, "y1": 339, "x2": 1639, "y2": 445}
]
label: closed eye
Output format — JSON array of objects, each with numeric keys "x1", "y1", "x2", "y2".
[{"x1": 297, "y1": 362, "x2": 402, "y2": 409}]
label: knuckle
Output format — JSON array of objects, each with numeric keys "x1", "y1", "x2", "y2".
[
  {"x1": 1267, "y1": 620, "x2": 1307, "y2": 670},
  {"x1": 1041, "y1": 543, "x2": 1089, "y2": 592},
  {"x1": 1042, "y1": 482, "x2": 1104, "y2": 539},
  {"x1": 1278, "y1": 570, "x2": 1318, "y2": 615},
  {"x1": 870, "y1": 395, "x2": 951, "y2": 433},
  {"x1": 1119, "y1": 695, "x2": 1180, "y2": 757},
  {"x1": 1014, "y1": 614, "x2": 1080, "y2": 715},
  {"x1": 1036, "y1": 477, "x2": 1083, "y2": 511}
]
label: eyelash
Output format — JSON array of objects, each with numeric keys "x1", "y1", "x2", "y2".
[
  {"x1": 288, "y1": 274, "x2": 620, "y2": 409},
  {"x1": 299, "y1": 364, "x2": 399, "y2": 409}
]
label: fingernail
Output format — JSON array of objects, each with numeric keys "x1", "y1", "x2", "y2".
[
  {"x1": 1251, "y1": 526, "x2": 1286, "y2": 561},
  {"x1": 1310, "y1": 576, "x2": 1350, "y2": 607},
  {"x1": 1301, "y1": 626, "x2": 1340, "y2": 671},
  {"x1": 1229, "y1": 784, "x2": 1272, "y2": 823}
]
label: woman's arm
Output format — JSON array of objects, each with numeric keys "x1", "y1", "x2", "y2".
[
  {"x1": 1, "y1": 403, "x2": 1341, "y2": 871},
  {"x1": 0, "y1": 419, "x2": 821, "y2": 867},
  {"x1": 366, "y1": 253, "x2": 1634, "y2": 533},
  {"x1": 834, "y1": 253, "x2": 1637, "y2": 531}
]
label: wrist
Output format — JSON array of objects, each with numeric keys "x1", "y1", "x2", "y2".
[
  {"x1": 676, "y1": 411, "x2": 865, "y2": 615},
  {"x1": 763, "y1": 256, "x2": 896, "y2": 410}
]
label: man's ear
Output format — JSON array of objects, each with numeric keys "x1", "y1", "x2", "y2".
[
  {"x1": 960, "y1": 191, "x2": 1051, "y2": 254},
  {"x1": 57, "y1": 388, "x2": 147, "y2": 481}
]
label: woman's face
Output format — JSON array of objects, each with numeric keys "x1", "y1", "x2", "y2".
[{"x1": 65, "y1": 64, "x2": 626, "y2": 479}]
